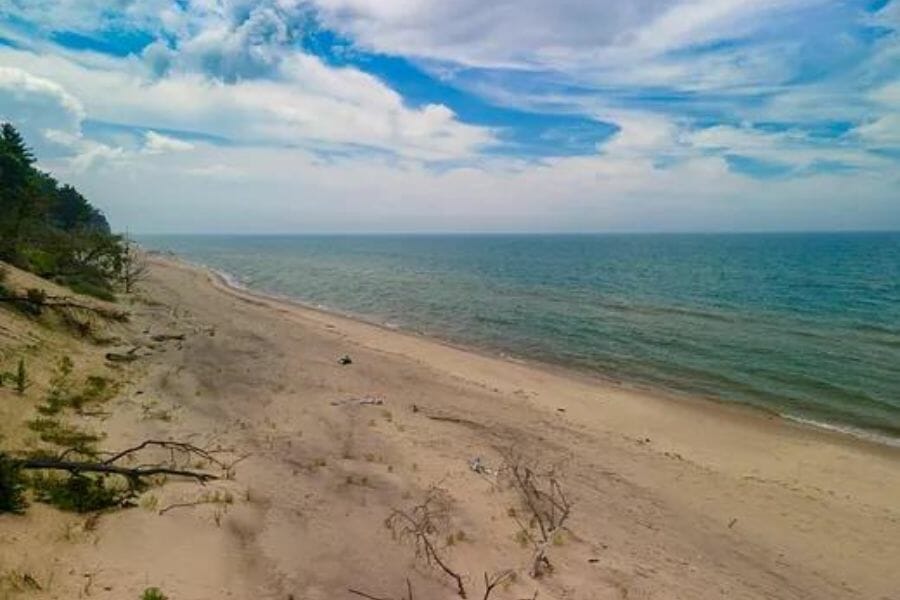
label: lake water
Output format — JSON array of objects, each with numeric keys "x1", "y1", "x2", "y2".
[{"x1": 138, "y1": 233, "x2": 900, "y2": 443}]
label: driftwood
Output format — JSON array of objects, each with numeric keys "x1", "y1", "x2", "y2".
[
  {"x1": 151, "y1": 333, "x2": 185, "y2": 342},
  {"x1": 349, "y1": 587, "x2": 407, "y2": 600},
  {"x1": 421, "y1": 411, "x2": 487, "y2": 431},
  {"x1": 17, "y1": 458, "x2": 217, "y2": 482},
  {"x1": 11, "y1": 440, "x2": 225, "y2": 488},
  {"x1": 348, "y1": 579, "x2": 415, "y2": 600},
  {"x1": 105, "y1": 348, "x2": 140, "y2": 362}
]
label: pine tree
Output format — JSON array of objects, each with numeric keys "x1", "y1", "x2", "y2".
[
  {"x1": 0, "y1": 124, "x2": 35, "y2": 259},
  {"x1": 0, "y1": 123, "x2": 35, "y2": 165},
  {"x1": 15, "y1": 358, "x2": 27, "y2": 395}
]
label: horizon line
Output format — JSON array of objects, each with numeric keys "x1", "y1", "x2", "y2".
[{"x1": 130, "y1": 229, "x2": 900, "y2": 237}]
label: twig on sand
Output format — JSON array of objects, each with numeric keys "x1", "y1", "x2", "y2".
[{"x1": 482, "y1": 571, "x2": 515, "y2": 600}]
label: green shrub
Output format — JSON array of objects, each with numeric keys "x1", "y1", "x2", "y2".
[
  {"x1": 0, "y1": 358, "x2": 29, "y2": 396},
  {"x1": 17, "y1": 247, "x2": 58, "y2": 278},
  {"x1": 56, "y1": 274, "x2": 116, "y2": 302},
  {"x1": 0, "y1": 454, "x2": 27, "y2": 514},
  {"x1": 38, "y1": 358, "x2": 115, "y2": 415},
  {"x1": 38, "y1": 356, "x2": 73, "y2": 415},
  {"x1": 141, "y1": 587, "x2": 168, "y2": 600},
  {"x1": 27, "y1": 417, "x2": 102, "y2": 453},
  {"x1": 28, "y1": 471, "x2": 126, "y2": 513},
  {"x1": 73, "y1": 375, "x2": 116, "y2": 411}
]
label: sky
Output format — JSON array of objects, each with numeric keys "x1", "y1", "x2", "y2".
[{"x1": 0, "y1": 0, "x2": 898, "y2": 233}]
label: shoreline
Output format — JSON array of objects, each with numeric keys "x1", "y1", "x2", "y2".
[{"x1": 156, "y1": 251, "x2": 900, "y2": 453}]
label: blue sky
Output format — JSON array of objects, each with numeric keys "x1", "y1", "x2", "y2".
[{"x1": 0, "y1": 0, "x2": 897, "y2": 232}]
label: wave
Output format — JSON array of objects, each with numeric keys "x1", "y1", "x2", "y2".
[{"x1": 782, "y1": 415, "x2": 900, "y2": 448}]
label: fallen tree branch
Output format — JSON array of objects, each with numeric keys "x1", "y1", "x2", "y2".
[
  {"x1": 422, "y1": 412, "x2": 486, "y2": 431},
  {"x1": 16, "y1": 458, "x2": 217, "y2": 482},
  {"x1": 150, "y1": 333, "x2": 185, "y2": 342},
  {"x1": 348, "y1": 579, "x2": 415, "y2": 600},
  {"x1": 100, "y1": 439, "x2": 230, "y2": 469},
  {"x1": 158, "y1": 500, "x2": 213, "y2": 515},
  {"x1": 10, "y1": 440, "x2": 228, "y2": 488},
  {"x1": 348, "y1": 589, "x2": 396, "y2": 600},
  {"x1": 105, "y1": 351, "x2": 139, "y2": 363}
]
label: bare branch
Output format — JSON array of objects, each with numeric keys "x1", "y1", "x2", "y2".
[
  {"x1": 482, "y1": 570, "x2": 514, "y2": 600},
  {"x1": 348, "y1": 589, "x2": 394, "y2": 600},
  {"x1": 17, "y1": 458, "x2": 217, "y2": 482},
  {"x1": 385, "y1": 487, "x2": 467, "y2": 598},
  {"x1": 499, "y1": 449, "x2": 573, "y2": 578},
  {"x1": 120, "y1": 238, "x2": 149, "y2": 294},
  {"x1": 99, "y1": 440, "x2": 230, "y2": 469}
]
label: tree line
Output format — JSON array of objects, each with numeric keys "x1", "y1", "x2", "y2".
[{"x1": 0, "y1": 122, "x2": 136, "y2": 300}]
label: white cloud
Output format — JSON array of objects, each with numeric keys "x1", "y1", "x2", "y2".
[
  {"x1": 0, "y1": 46, "x2": 493, "y2": 161},
  {"x1": 688, "y1": 126, "x2": 833, "y2": 166},
  {"x1": 0, "y1": 66, "x2": 166, "y2": 172},
  {"x1": 144, "y1": 131, "x2": 195, "y2": 154},
  {"x1": 310, "y1": 0, "x2": 824, "y2": 75},
  {"x1": 69, "y1": 141, "x2": 129, "y2": 173},
  {"x1": 872, "y1": 80, "x2": 900, "y2": 105},
  {"x1": 0, "y1": 66, "x2": 85, "y2": 152},
  {"x1": 599, "y1": 112, "x2": 684, "y2": 159},
  {"x1": 855, "y1": 115, "x2": 900, "y2": 148}
]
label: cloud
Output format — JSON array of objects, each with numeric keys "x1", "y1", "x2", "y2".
[
  {"x1": 163, "y1": 3, "x2": 304, "y2": 81},
  {"x1": 0, "y1": 1, "x2": 897, "y2": 233},
  {"x1": 0, "y1": 0, "x2": 173, "y2": 37},
  {"x1": 309, "y1": 0, "x2": 826, "y2": 74},
  {"x1": 0, "y1": 65, "x2": 191, "y2": 172},
  {"x1": 68, "y1": 141, "x2": 129, "y2": 173},
  {"x1": 855, "y1": 115, "x2": 900, "y2": 149},
  {"x1": 143, "y1": 130, "x2": 195, "y2": 154},
  {"x1": 1, "y1": 46, "x2": 494, "y2": 161},
  {"x1": 0, "y1": 66, "x2": 85, "y2": 153},
  {"x1": 57, "y1": 140, "x2": 899, "y2": 234}
]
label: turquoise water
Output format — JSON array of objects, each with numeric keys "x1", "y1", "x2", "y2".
[{"x1": 138, "y1": 233, "x2": 900, "y2": 441}]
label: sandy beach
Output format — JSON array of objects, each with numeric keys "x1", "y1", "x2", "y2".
[{"x1": 2, "y1": 254, "x2": 899, "y2": 600}]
